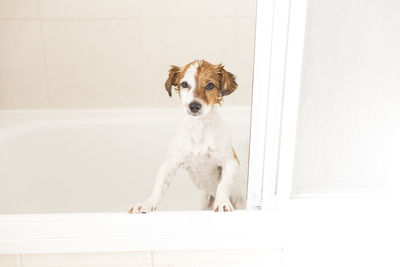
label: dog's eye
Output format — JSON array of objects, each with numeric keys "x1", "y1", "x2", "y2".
[
  {"x1": 180, "y1": 81, "x2": 189, "y2": 88},
  {"x1": 205, "y1": 83, "x2": 215, "y2": 90}
]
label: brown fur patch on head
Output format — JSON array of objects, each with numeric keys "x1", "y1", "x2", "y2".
[
  {"x1": 194, "y1": 61, "x2": 223, "y2": 105},
  {"x1": 170, "y1": 60, "x2": 198, "y2": 97},
  {"x1": 191, "y1": 60, "x2": 238, "y2": 105},
  {"x1": 165, "y1": 65, "x2": 181, "y2": 97},
  {"x1": 219, "y1": 65, "x2": 238, "y2": 96}
]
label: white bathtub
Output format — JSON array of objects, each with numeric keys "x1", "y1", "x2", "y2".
[{"x1": 0, "y1": 107, "x2": 251, "y2": 214}]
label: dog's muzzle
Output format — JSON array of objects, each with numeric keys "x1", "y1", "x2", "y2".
[{"x1": 189, "y1": 101, "x2": 202, "y2": 114}]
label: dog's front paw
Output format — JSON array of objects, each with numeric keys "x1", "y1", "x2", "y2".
[
  {"x1": 128, "y1": 198, "x2": 158, "y2": 214},
  {"x1": 213, "y1": 199, "x2": 234, "y2": 212}
]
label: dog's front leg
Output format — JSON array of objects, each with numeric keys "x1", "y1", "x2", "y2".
[
  {"x1": 200, "y1": 192, "x2": 215, "y2": 210},
  {"x1": 129, "y1": 159, "x2": 182, "y2": 213},
  {"x1": 214, "y1": 158, "x2": 239, "y2": 212}
]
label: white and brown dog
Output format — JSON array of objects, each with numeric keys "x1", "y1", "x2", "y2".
[{"x1": 129, "y1": 59, "x2": 245, "y2": 213}]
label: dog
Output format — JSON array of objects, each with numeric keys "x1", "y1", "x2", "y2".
[{"x1": 129, "y1": 59, "x2": 246, "y2": 213}]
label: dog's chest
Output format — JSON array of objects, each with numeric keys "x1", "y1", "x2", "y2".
[
  {"x1": 172, "y1": 114, "x2": 229, "y2": 192},
  {"x1": 183, "y1": 134, "x2": 218, "y2": 168},
  {"x1": 182, "y1": 135, "x2": 222, "y2": 192}
]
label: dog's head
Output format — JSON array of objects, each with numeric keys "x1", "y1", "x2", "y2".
[{"x1": 165, "y1": 60, "x2": 237, "y2": 117}]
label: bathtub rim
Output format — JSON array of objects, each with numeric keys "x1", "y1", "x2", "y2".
[
  {"x1": 0, "y1": 210, "x2": 286, "y2": 253},
  {"x1": 0, "y1": 197, "x2": 386, "y2": 254}
]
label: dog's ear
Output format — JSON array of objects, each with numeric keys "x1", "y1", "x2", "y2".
[
  {"x1": 165, "y1": 65, "x2": 181, "y2": 97},
  {"x1": 219, "y1": 65, "x2": 238, "y2": 96}
]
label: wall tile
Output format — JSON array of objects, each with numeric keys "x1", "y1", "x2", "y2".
[
  {"x1": 0, "y1": 254, "x2": 19, "y2": 267},
  {"x1": 0, "y1": 0, "x2": 39, "y2": 18},
  {"x1": 21, "y1": 251, "x2": 152, "y2": 266},
  {"x1": 152, "y1": 249, "x2": 281, "y2": 267},
  {"x1": 0, "y1": 21, "x2": 48, "y2": 109},
  {"x1": 42, "y1": 20, "x2": 143, "y2": 108},
  {"x1": 39, "y1": 0, "x2": 256, "y2": 19},
  {"x1": 141, "y1": 0, "x2": 256, "y2": 19},
  {"x1": 40, "y1": 0, "x2": 142, "y2": 19},
  {"x1": 236, "y1": 0, "x2": 258, "y2": 18}
]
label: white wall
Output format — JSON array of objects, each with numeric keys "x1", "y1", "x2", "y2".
[
  {"x1": 0, "y1": 0, "x2": 256, "y2": 109},
  {"x1": 292, "y1": 0, "x2": 400, "y2": 196}
]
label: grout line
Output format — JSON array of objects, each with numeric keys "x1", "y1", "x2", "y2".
[
  {"x1": 280, "y1": 248, "x2": 286, "y2": 267},
  {"x1": 150, "y1": 251, "x2": 155, "y2": 267},
  {"x1": 17, "y1": 254, "x2": 23, "y2": 267},
  {"x1": 138, "y1": 17, "x2": 145, "y2": 105},
  {"x1": 37, "y1": 0, "x2": 51, "y2": 108}
]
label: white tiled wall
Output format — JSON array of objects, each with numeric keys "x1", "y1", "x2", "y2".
[
  {"x1": 0, "y1": 249, "x2": 282, "y2": 267},
  {"x1": 0, "y1": 20, "x2": 47, "y2": 108},
  {"x1": 0, "y1": 0, "x2": 256, "y2": 109},
  {"x1": 43, "y1": 20, "x2": 143, "y2": 108},
  {"x1": 0, "y1": 0, "x2": 39, "y2": 18}
]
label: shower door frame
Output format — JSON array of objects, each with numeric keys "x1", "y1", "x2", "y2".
[{"x1": 0, "y1": 0, "x2": 309, "y2": 254}]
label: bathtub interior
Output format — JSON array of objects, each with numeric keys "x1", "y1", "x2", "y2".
[{"x1": 0, "y1": 107, "x2": 250, "y2": 214}]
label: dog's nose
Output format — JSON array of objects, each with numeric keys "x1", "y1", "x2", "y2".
[{"x1": 189, "y1": 101, "x2": 202, "y2": 113}]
